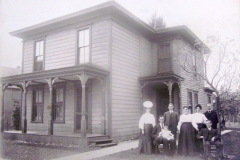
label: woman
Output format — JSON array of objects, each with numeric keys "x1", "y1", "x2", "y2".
[
  {"x1": 138, "y1": 101, "x2": 156, "y2": 155},
  {"x1": 192, "y1": 104, "x2": 208, "y2": 154},
  {"x1": 177, "y1": 106, "x2": 196, "y2": 156}
]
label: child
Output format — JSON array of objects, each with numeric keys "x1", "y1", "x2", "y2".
[{"x1": 158, "y1": 126, "x2": 174, "y2": 140}]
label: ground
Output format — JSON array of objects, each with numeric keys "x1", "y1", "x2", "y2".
[{"x1": 0, "y1": 122, "x2": 239, "y2": 160}]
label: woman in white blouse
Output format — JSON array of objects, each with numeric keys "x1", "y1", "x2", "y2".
[
  {"x1": 138, "y1": 101, "x2": 156, "y2": 155},
  {"x1": 177, "y1": 106, "x2": 196, "y2": 156},
  {"x1": 192, "y1": 104, "x2": 208, "y2": 154}
]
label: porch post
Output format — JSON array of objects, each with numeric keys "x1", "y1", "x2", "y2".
[
  {"x1": 46, "y1": 78, "x2": 54, "y2": 135},
  {"x1": 22, "y1": 86, "x2": 27, "y2": 133},
  {"x1": 21, "y1": 81, "x2": 30, "y2": 133},
  {"x1": 77, "y1": 74, "x2": 89, "y2": 137},
  {"x1": 165, "y1": 81, "x2": 174, "y2": 104},
  {"x1": 1, "y1": 84, "x2": 8, "y2": 132},
  {"x1": 98, "y1": 78, "x2": 106, "y2": 135}
]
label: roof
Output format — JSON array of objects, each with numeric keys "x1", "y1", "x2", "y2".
[{"x1": 10, "y1": 1, "x2": 155, "y2": 38}]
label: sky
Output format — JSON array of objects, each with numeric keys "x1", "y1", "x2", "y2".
[{"x1": 0, "y1": 0, "x2": 240, "y2": 69}]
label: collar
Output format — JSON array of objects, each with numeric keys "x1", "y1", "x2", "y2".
[{"x1": 208, "y1": 127, "x2": 211, "y2": 130}]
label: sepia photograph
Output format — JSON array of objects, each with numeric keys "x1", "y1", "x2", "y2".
[{"x1": 0, "y1": 0, "x2": 240, "y2": 159}]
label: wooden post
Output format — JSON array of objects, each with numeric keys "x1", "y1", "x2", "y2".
[
  {"x1": 77, "y1": 74, "x2": 89, "y2": 138},
  {"x1": 46, "y1": 78, "x2": 54, "y2": 135},
  {"x1": 22, "y1": 87, "x2": 27, "y2": 133},
  {"x1": 165, "y1": 81, "x2": 173, "y2": 104},
  {"x1": 1, "y1": 85, "x2": 6, "y2": 132},
  {"x1": 98, "y1": 78, "x2": 106, "y2": 135}
]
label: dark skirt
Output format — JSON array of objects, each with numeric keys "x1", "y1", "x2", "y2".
[
  {"x1": 138, "y1": 124, "x2": 153, "y2": 154},
  {"x1": 178, "y1": 122, "x2": 196, "y2": 156}
]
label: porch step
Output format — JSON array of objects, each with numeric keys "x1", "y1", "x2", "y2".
[
  {"x1": 95, "y1": 142, "x2": 118, "y2": 148},
  {"x1": 89, "y1": 139, "x2": 113, "y2": 145}
]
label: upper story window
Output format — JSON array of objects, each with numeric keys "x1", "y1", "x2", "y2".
[
  {"x1": 34, "y1": 40, "x2": 44, "y2": 71},
  {"x1": 158, "y1": 43, "x2": 172, "y2": 73},
  {"x1": 78, "y1": 29, "x2": 90, "y2": 64},
  {"x1": 32, "y1": 86, "x2": 44, "y2": 122},
  {"x1": 53, "y1": 84, "x2": 65, "y2": 123}
]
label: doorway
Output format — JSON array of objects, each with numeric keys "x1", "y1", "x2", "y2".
[{"x1": 156, "y1": 88, "x2": 169, "y2": 118}]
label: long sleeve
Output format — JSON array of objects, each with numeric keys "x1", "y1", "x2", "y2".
[
  {"x1": 139, "y1": 115, "x2": 144, "y2": 130},
  {"x1": 177, "y1": 116, "x2": 182, "y2": 131},
  {"x1": 138, "y1": 113, "x2": 155, "y2": 130}
]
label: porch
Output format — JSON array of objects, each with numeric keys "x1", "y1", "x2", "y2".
[
  {"x1": 139, "y1": 73, "x2": 184, "y2": 117},
  {"x1": 2, "y1": 130, "x2": 110, "y2": 147},
  {"x1": 0, "y1": 65, "x2": 110, "y2": 147}
]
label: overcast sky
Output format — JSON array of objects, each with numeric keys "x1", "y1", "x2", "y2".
[{"x1": 0, "y1": 0, "x2": 240, "y2": 68}]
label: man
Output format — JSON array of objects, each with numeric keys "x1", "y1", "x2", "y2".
[
  {"x1": 163, "y1": 103, "x2": 179, "y2": 154},
  {"x1": 152, "y1": 116, "x2": 174, "y2": 155},
  {"x1": 204, "y1": 103, "x2": 218, "y2": 129},
  {"x1": 197, "y1": 120, "x2": 223, "y2": 159}
]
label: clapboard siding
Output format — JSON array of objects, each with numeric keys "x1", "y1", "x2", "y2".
[
  {"x1": 111, "y1": 21, "x2": 142, "y2": 140},
  {"x1": 140, "y1": 37, "x2": 152, "y2": 77},
  {"x1": 151, "y1": 43, "x2": 158, "y2": 75},
  {"x1": 45, "y1": 29, "x2": 75, "y2": 70},
  {"x1": 23, "y1": 40, "x2": 33, "y2": 73},
  {"x1": 91, "y1": 79, "x2": 102, "y2": 134},
  {"x1": 172, "y1": 39, "x2": 209, "y2": 112},
  {"x1": 91, "y1": 20, "x2": 109, "y2": 70}
]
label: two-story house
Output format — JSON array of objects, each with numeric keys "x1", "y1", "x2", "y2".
[{"x1": 1, "y1": 1, "x2": 212, "y2": 143}]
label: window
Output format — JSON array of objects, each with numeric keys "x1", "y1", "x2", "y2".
[
  {"x1": 78, "y1": 29, "x2": 89, "y2": 64},
  {"x1": 158, "y1": 43, "x2": 172, "y2": 73},
  {"x1": 188, "y1": 91, "x2": 198, "y2": 113},
  {"x1": 53, "y1": 86, "x2": 65, "y2": 122},
  {"x1": 34, "y1": 40, "x2": 44, "y2": 71},
  {"x1": 32, "y1": 87, "x2": 44, "y2": 122},
  {"x1": 191, "y1": 52, "x2": 197, "y2": 77},
  {"x1": 207, "y1": 94, "x2": 212, "y2": 103},
  {"x1": 188, "y1": 92, "x2": 193, "y2": 113}
]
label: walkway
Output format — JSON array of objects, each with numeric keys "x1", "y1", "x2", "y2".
[{"x1": 53, "y1": 140, "x2": 139, "y2": 160}]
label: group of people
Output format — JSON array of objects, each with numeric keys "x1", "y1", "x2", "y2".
[{"x1": 138, "y1": 101, "x2": 223, "y2": 159}]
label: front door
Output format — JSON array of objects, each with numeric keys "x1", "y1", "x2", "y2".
[
  {"x1": 156, "y1": 88, "x2": 169, "y2": 118},
  {"x1": 75, "y1": 85, "x2": 90, "y2": 132}
]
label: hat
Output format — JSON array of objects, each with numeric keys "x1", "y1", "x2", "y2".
[
  {"x1": 182, "y1": 106, "x2": 189, "y2": 109},
  {"x1": 143, "y1": 101, "x2": 153, "y2": 109}
]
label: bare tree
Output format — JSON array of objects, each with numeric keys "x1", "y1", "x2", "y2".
[
  {"x1": 180, "y1": 36, "x2": 240, "y2": 131},
  {"x1": 148, "y1": 11, "x2": 166, "y2": 29}
]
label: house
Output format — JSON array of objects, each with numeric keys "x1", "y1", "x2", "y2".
[
  {"x1": 0, "y1": 66, "x2": 21, "y2": 130},
  {"x1": 0, "y1": 1, "x2": 212, "y2": 143}
]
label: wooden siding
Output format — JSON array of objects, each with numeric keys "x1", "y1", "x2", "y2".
[
  {"x1": 151, "y1": 43, "x2": 158, "y2": 75},
  {"x1": 91, "y1": 79, "x2": 102, "y2": 134},
  {"x1": 172, "y1": 39, "x2": 209, "y2": 113},
  {"x1": 45, "y1": 29, "x2": 75, "y2": 70},
  {"x1": 111, "y1": 21, "x2": 142, "y2": 140},
  {"x1": 91, "y1": 21, "x2": 109, "y2": 70},
  {"x1": 23, "y1": 40, "x2": 33, "y2": 73},
  {"x1": 139, "y1": 37, "x2": 152, "y2": 76}
]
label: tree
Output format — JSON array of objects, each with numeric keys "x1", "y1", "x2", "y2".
[
  {"x1": 148, "y1": 12, "x2": 166, "y2": 30},
  {"x1": 180, "y1": 36, "x2": 240, "y2": 131}
]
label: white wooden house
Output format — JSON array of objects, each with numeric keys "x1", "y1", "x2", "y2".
[{"x1": 1, "y1": 1, "x2": 212, "y2": 143}]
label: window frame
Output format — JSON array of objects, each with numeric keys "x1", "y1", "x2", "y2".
[
  {"x1": 33, "y1": 38, "x2": 45, "y2": 72},
  {"x1": 53, "y1": 83, "x2": 66, "y2": 123},
  {"x1": 76, "y1": 26, "x2": 91, "y2": 65},
  {"x1": 31, "y1": 85, "x2": 44, "y2": 123}
]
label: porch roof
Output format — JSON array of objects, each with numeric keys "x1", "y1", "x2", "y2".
[
  {"x1": 138, "y1": 73, "x2": 184, "y2": 85},
  {"x1": 0, "y1": 64, "x2": 109, "y2": 85}
]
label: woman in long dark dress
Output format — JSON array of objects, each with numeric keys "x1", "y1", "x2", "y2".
[
  {"x1": 177, "y1": 106, "x2": 196, "y2": 156},
  {"x1": 138, "y1": 101, "x2": 155, "y2": 155}
]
